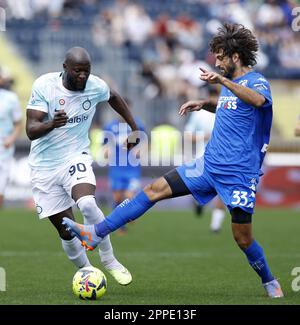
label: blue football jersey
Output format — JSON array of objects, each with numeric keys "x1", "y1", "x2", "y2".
[
  {"x1": 204, "y1": 71, "x2": 272, "y2": 176},
  {"x1": 103, "y1": 118, "x2": 145, "y2": 178}
]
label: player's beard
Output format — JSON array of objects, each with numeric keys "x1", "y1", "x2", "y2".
[
  {"x1": 221, "y1": 60, "x2": 236, "y2": 80},
  {"x1": 75, "y1": 79, "x2": 87, "y2": 91},
  {"x1": 66, "y1": 73, "x2": 87, "y2": 91}
]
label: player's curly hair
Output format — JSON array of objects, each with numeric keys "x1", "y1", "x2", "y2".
[{"x1": 209, "y1": 23, "x2": 259, "y2": 67}]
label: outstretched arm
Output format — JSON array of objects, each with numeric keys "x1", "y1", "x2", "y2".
[
  {"x1": 179, "y1": 97, "x2": 218, "y2": 116},
  {"x1": 108, "y1": 90, "x2": 138, "y2": 132},
  {"x1": 199, "y1": 68, "x2": 265, "y2": 108},
  {"x1": 26, "y1": 109, "x2": 68, "y2": 140}
]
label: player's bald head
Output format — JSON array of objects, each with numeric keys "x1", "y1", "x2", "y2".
[
  {"x1": 62, "y1": 47, "x2": 91, "y2": 91},
  {"x1": 64, "y1": 47, "x2": 91, "y2": 65}
]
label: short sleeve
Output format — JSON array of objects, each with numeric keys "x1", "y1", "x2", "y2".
[
  {"x1": 248, "y1": 75, "x2": 272, "y2": 108},
  {"x1": 27, "y1": 78, "x2": 49, "y2": 113},
  {"x1": 97, "y1": 78, "x2": 110, "y2": 103}
]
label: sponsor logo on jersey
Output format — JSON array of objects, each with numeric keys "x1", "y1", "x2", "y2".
[
  {"x1": 223, "y1": 101, "x2": 237, "y2": 110},
  {"x1": 59, "y1": 98, "x2": 65, "y2": 106},
  {"x1": 217, "y1": 96, "x2": 237, "y2": 110},
  {"x1": 67, "y1": 114, "x2": 88, "y2": 124},
  {"x1": 82, "y1": 98, "x2": 91, "y2": 111},
  {"x1": 55, "y1": 98, "x2": 66, "y2": 112}
]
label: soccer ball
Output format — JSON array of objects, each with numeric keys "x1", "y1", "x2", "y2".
[{"x1": 72, "y1": 266, "x2": 107, "y2": 300}]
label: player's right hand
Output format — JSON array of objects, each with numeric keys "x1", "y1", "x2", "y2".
[
  {"x1": 179, "y1": 100, "x2": 205, "y2": 116},
  {"x1": 52, "y1": 109, "x2": 68, "y2": 128}
]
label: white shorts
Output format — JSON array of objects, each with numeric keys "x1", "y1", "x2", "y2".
[
  {"x1": 30, "y1": 154, "x2": 96, "y2": 219},
  {"x1": 0, "y1": 158, "x2": 12, "y2": 195}
]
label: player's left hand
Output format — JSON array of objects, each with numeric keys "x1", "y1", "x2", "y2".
[{"x1": 199, "y1": 67, "x2": 223, "y2": 84}]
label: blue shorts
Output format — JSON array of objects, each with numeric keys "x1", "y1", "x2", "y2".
[
  {"x1": 176, "y1": 157, "x2": 259, "y2": 214},
  {"x1": 110, "y1": 176, "x2": 141, "y2": 192}
]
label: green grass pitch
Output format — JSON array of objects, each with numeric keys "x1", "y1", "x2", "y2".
[{"x1": 0, "y1": 207, "x2": 299, "y2": 305}]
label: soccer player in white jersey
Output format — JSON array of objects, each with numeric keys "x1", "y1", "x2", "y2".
[
  {"x1": 26, "y1": 47, "x2": 138, "y2": 285},
  {"x1": 0, "y1": 71, "x2": 22, "y2": 208}
]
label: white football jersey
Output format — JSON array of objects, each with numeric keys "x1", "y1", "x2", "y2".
[
  {"x1": 27, "y1": 72, "x2": 110, "y2": 170},
  {"x1": 0, "y1": 88, "x2": 22, "y2": 161},
  {"x1": 185, "y1": 110, "x2": 216, "y2": 145}
]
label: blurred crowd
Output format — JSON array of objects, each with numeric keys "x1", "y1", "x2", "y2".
[{"x1": 1, "y1": 0, "x2": 300, "y2": 102}]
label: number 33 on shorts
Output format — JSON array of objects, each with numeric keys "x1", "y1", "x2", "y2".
[{"x1": 231, "y1": 189, "x2": 255, "y2": 209}]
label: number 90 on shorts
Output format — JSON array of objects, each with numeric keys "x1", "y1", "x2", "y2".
[{"x1": 30, "y1": 154, "x2": 96, "y2": 219}]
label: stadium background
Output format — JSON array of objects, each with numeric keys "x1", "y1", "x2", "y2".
[{"x1": 0, "y1": 0, "x2": 300, "y2": 305}]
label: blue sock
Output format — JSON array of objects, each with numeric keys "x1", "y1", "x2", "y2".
[
  {"x1": 95, "y1": 191, "x2": 155, "y2": 237},
  {"x1": 243, "y1": 240, "x2": 274, "y2": 284}
]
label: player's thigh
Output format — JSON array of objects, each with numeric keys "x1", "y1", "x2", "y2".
[
  {"x1": 30, "y1": 168, "x2": 74, "y2": 219},
  {"x1": 143, "y1": 176, "x2": 173, "y2": 202},
  {"x1": 215, "y1": 174, "x2": 258, "y2": 216},
  {"x1": 176, "y1": 158, "x2": 217, "y2": 205},
  {"x1": 64, "y1": 154, "x2": 96, "y2": 201}
]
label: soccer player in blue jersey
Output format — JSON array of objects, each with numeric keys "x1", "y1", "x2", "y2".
[
  {"x1": 63, "y1": 25, "x2": 283, "y2": 298},
  {"x1": 103, "y1": 112, "x2": 145, "y2": 234}
]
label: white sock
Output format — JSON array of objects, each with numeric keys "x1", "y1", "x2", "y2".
[
  {"x1": 61, "y1": 237, "x2": 91, "y2": 268},
  {"x1": 77, "y1": 195, "x2": 124, "y2": 270},
  {"x1": 210, "y1": 208, "x2": 226, "y2": 232}
]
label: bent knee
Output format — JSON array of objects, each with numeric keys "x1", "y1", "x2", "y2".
[
  {"x1": 77, "y1": 196, "x2": 97, "y2": 216},
  {"x1": 144, "y1": 179, "x2": 171, "y2": 202},
  {"x1": 143, "y1": 184, "x2": 156, "y2": 201}
]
